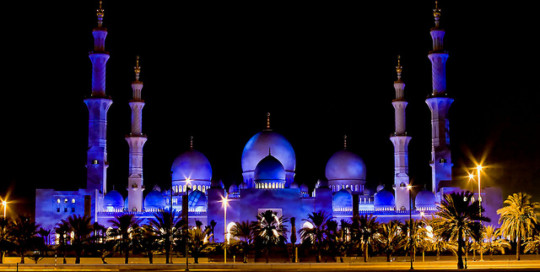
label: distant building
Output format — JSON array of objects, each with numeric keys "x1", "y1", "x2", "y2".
[{"x1": 35, "y1": 1, "x2": 502, "y2": 243}]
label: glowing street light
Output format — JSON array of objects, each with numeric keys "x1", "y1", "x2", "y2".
[
  {"x1": 476, "y1": 165, "x2": 484, "y2": 262},
  {"x1": 1, "y1": 200, "x2": 6, "y2": 218},
  {"x1": 406, "y1": 184, "x2": 413, "y2": 270},
  {"x1": 220, "y1": 196, "x2": 229, "y2": 263}
]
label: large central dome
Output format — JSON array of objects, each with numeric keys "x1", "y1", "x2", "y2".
[
  {"x1": 325, "y1": 150, "x2": 366, "y2": 182},
  {"x1": 241, "y1": 130, "x2": 296, "y2": 173},
  {"x1": 171, "y1": 149, "x2": 212, "y2": 182}
]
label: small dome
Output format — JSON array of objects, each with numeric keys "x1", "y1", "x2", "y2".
[
  {"x1": 376, "y1": 184, "x2": 385, "y2": 192},
  {"x1": 242, "y1": 131, "x2": 296, "y2": 173},
  {"x1": 300, "y1": 184, "x2": 309, "y2": 192},
  {"x1": 415, "y1": 189, "x2": 436, "y2": 207},
  {"x1": 171, "y1": 149, "x2": 212, "y2": 182},
  {"x1": 325, "y1": 150, "x2": 366, "y2": 182},
  {"x1": 188, "y1": 190, "x2": 207, "y2": 209},
  {"x1": 104, "y1": 190, "x2": 124, "y2": 210},
  {"x1": 229, "y1": 184, "x2": 239, "y2": 193},
  {"x1": 144, "y1": 189, "x2": 165, "y2": 210},
  {"x1": 333, "y1": 189, "x2": 353, "y2": 209},
  {"x1": 374, "y1": 189, "x2": 395, "y2": 207},
  {"x1": 254, "y1": 155, "x2": 286, "y2": 182}
]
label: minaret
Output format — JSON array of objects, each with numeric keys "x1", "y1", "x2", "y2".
[
  {"x1": 390, "y1": 56, "x2": 413, "y2": 211},
  {"x1": 425, "y1": 1, "x2": 454, "y2": 193},
  {"x1": 84, "y1": 1, "x2": 113, "y2": 193},
  {"x1": 126, "y1": 56, "x2": 147, "y2": 212}
]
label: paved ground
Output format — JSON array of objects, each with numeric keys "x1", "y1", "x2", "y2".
[{"x1": 2, "y1": 260, "x2": 540, "y2": 271}]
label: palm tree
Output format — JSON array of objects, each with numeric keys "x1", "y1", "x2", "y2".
[
  {"x1": 376, "y1": 220, "x2": 405, "y2": 262},
  {"x1": 108, "y1": 214, "x2": 142, "y2": 264},
  {"x1": 253, "y1": 210, "x2": 288, "y2": 263},
  {"x1": 351, "y1": 214, "x2": 378, "y2": 262},
  {"x1": 300, "y1": 211, "x2": 332, "y2": 262},
  {"x1": 230, "y1": 221, "x2": 254, "y2": 263},
  {"x1": 482, "y1": 225, "x2": 510, "y2": 259},
  {"x1": 425, "y1": 216, "x2": 457, "y2": 260},
  {"x1": 524, "y1": 232, "x2": 540, "y2": 255},
  {"x1": 497, "y1": 192, "x2": 539, "y2": 260},
  {"x1": 134, "y1": 225, "x2": 159, "y2": 264},
  {"x1": 67, "y1": 214, "x2": 93, "y2": 264},
  {"x1": 55, "y1": 220, "x2": 70, "y2": 264},
  {"x1": 435, "y1": 191, "x2": 489, "y2": 270},
  {"x1": 148, "y1": 209, "x2": 183, "y2": 264},
  {"x1": 188, "y1": 224, "x2": 212, "y2": 263},
  {"x1": 0, "y1": 218, "x2": 12, "y2": 264},
  {"x1": 10, "y1": 216, "x2": 39, "y2": 264}
]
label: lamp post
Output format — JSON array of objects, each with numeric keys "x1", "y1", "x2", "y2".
[
  {"x1": 184, "y1": 179, "x2": 191, "y2": 271},
  {"x1": 476, "y1": 165, "x2": 484, "y2": 262},
  {"x1": 221, "y1": 196, "x2": 229, "y2": 263},
  {"x1": 407, "y1": 184, "x2": 414, "y2": 270},
  {"x1": 1, "y1": 200, "x2": 6, "y2": 218}
]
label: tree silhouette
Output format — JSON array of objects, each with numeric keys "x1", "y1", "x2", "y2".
[
  {"x1": 435, "y1": 192, "x2": 488, "y2": 269},
  {"x1": 497, "y1": 192, "x2": 539, "y2": 260}
]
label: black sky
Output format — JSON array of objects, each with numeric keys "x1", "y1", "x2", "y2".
[{"x1": 3, "y1": 0, "x2": 539, "y2": 217}]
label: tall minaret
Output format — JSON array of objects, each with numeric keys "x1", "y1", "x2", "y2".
[
  {"x1": 126, "y1": 56, "x2": 147, "y2": 212},
  {"x1": 84, "y1": 1, "x2": 113, "y2": 193},
  {"x1": 425, "y1": 1, "x2": 454, "y2": 193},
  {"x1": 390, "y1": 56, "x2": 412, "y2": 211}
]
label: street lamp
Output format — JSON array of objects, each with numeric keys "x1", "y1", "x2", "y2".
[
  {"x1": 407, "y1": 184, "x2": 414, "y2": 270},
  {"x1": 476, "y1": 165, "x2": 484, "y2": 262},
  {"x1": 1, "y1": 200, "x2": 6, "y2": 218},
  {"x1": 184, "y1": 179, "x2": 191, "y2": 271},
  {"x1": 220, "y1": 196, "x2": 229, "y2": 263}
]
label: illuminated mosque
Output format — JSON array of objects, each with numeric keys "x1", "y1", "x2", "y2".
[{"x1": 35, "y1": 2, "x2": 502, "y2": 242}]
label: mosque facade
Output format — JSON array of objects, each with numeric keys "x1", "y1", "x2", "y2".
[{"x1": 35, "y1": 2, "x2": 503, "y2": 243}]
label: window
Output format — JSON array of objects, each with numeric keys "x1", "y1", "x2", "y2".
[
  {"x1": 72, "y1": 198, "x2": 75, "y2": 203},
  {"x1": 64, "y1": 208, "x2": 68, "y2": 212},
  {"x1": 57, "y1": 199, "x2": 61, "y2": 204},
  {"x1": 71, "y1": 207, "x2": 75, "y2": 212},
  {"x1": 64, "y1": 198, "x2": 68, "y2": 203},
  {"x1": 57, "y1": 208, "x2": 60, "y2": 212}
]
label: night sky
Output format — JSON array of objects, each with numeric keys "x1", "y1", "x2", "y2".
[{"x1": 3, "y1": 1, "x2": 539, "y2": 217}]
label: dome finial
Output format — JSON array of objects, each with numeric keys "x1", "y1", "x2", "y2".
[
  {"x1": 189, "y1": 135, "x2": 194, "y2": 150},
  {"x1": 433, "y1": 0, "x2": 442, "y2": 28},
  {"x1": 97, "y1": 0, "x2": 105, "y2": 27},
  {"x1": 265, "y1": 112, "x2": 271, "y2": 130},
  {"x1": 396, "y1": 55, "x2": 403, "y2": 81},
  {"x1": 134, "y1": 56, "x2": 141, "y2": 82},
  {"x1": 343, "y1": 134, "x2": 348, "y2": 150}
]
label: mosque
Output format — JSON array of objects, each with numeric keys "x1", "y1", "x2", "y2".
[{"x1": 35, "y1": 2, "x2": 503, "y2": 243}]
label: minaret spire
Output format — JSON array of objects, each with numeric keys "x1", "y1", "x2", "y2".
[
  {"x1": 85, "y1": 0, "x2": 112, "y2": 195},
  {"x1": 433, "y1": 1, "x2": 442, "y2": 29},
  {"x1": 190, "y1": 136, "x2": 194, "y2": 150},
  {"x1": 343, "y1": 134, "x2": 348, "y2": 150},
  {"x1": 426, "y1": 0, "x2": 454, "y2": 194},
  {"x1": 390, "y1": 56, "x2": 412, "y2": 211},
  {"x1": 97, "y1": 1, "x2": 104, "y2": 27},
  {"x1": 125, "y1": 56, "x2": 147, "y2": 212},
  {"x1": 265, "y1": 112, "x2": 271, "y2": 130}
]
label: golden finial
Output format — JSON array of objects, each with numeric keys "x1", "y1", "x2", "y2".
[
  {"x1": 189, "y1": 136, "x2": 194, "y2": 150},
  {"x1": 344, "y1": 134, "x2": 348, "y2": 150},
  {"x1": 396, "y1": 55, "x2": 403, "y2": 80},
  {"x1": 134, "y1": 56, "x2": 141, "y2": 81},
  {"x1": 433, "y1": 1, "x2": 442, "y2": 28},
  {"x1": 266, "y1": 112, "x2": 271, "y2": 130},
  {"x1": 97, "y1": 1, "x2": 105, "y2": 27}
]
